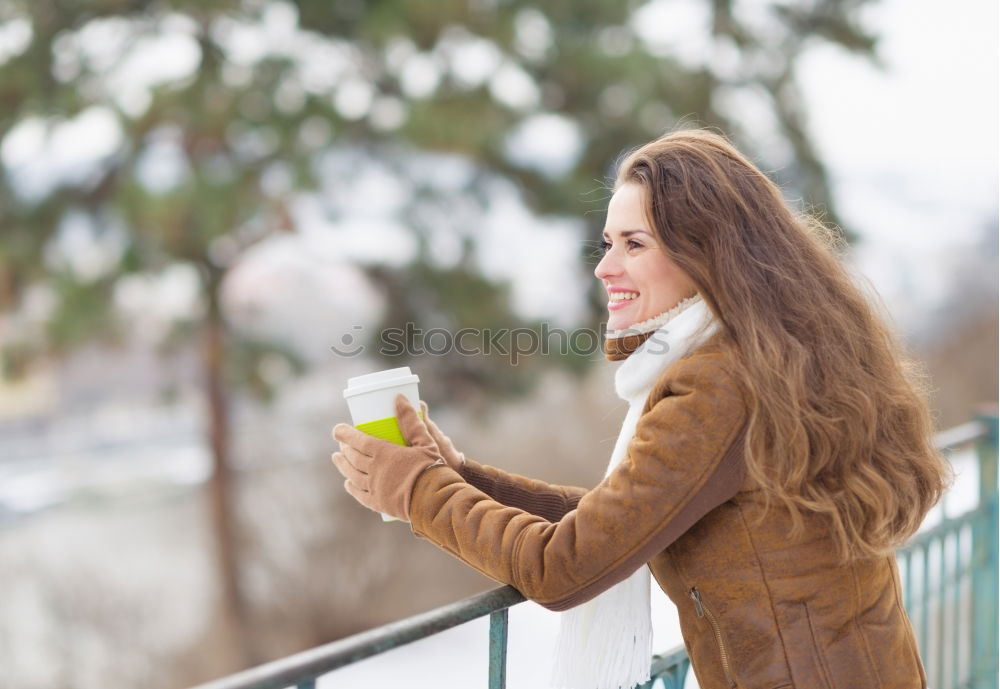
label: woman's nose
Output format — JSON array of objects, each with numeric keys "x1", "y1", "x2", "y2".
[{"x1": 594, "y1": 248, "x2": 621, "y2": 280}]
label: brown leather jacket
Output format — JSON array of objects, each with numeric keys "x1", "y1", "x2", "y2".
[{"x1": 407, "y1": 346, "x2": 926, "y2": 688}]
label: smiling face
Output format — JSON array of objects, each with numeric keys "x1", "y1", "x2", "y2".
[{"x1": 594, "y1": 182, "x2": 697, "y2": 331}]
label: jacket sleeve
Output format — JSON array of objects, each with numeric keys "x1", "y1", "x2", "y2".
[
  {"x1": 458, "y1": 459, "x2": 588, "y2": 522},
  {"x1": 408, "y1": 354, "x2": 748, "y2": 611}
]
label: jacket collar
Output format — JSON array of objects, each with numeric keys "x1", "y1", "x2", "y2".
[{"x1": 603, "y1": 331, "x2": 655, "y2": 361}]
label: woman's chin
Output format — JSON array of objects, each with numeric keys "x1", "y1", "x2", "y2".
[{"x1": 605, "y1": 312, "x2": 635, "y2": 332}]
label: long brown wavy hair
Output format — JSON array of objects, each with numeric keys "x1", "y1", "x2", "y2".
[{"x1": 615, "y1": 128, "x2": 951, "y2": 561}]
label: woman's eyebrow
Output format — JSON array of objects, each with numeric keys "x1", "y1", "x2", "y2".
[{"x1": 602, "y1": 229, "x2": 652, "y2": 239}]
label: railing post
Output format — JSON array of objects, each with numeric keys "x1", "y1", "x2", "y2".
[
  {"x1": 488, "y1": 609, "x2": 509, "y2": 689},
  {"x1": 971, "y1": 411, "x2": 998, "y2": 689}
]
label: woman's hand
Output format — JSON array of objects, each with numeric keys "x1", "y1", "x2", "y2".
[
  {"x1": 332, "y1": 395, "x2": 445, "y2": 521},
  {"x1": 419, "y1": 401, "x2": 466, "y2": 471}
]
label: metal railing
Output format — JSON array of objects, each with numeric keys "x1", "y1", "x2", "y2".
[
  {"x1": 188, "y1": 413, "x2": 999, "y2": 689},
  {"x1": 894, "y1": 415, "x2": 999, "y2": 689}
]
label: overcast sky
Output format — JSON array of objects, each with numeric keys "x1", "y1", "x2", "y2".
[{"x1": 799, "y1": 0, "x2": 997, "y2": 331}]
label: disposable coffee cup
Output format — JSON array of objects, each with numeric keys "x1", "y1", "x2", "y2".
[{"x1": 342, "y1": 367, "x2": 421, "y2": 521}]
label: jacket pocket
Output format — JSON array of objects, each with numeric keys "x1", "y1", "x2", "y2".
[
  {"x1": 689, "y1": 586, "x2": 737, "y2": 688},
  {"x1": 780, "y1": 601, "x2": 834, "y2": 689},
  {"x1": 803, "y1": 603, "x2": 835, "y2": 688}
]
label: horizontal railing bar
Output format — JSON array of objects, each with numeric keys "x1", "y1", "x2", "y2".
[
  {"x1": 901, "y1": 508, "x2": 985, "y2": 555},
  {"x1": 934, "y1": 421, "x2": 989, "y2": 454},
  {"x1": 649, "y1": 645, "x2": 690, "y2": 675},
  {"x1": 187, "y1": 586, "x2": 526, "y2": 689}
]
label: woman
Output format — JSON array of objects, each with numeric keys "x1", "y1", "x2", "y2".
[{"x1": 332, "y1": 129, "x2": 950, "y2": 689}]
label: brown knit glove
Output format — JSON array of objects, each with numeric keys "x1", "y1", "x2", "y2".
[
  {"x1": 332, "y1": 395, "x2": 445, "y2": 522},
  {"x1": 419, "y1": 401, "x2": 466, "y2": 471}
]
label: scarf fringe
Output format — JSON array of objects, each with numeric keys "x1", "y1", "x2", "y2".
[{"x1": 551, "y1": 570, "x2": 652, "y2": 689}]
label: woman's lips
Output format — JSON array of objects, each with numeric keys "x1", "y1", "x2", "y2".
[{"x1": 607, "y1": 291, "x2": 639, "y2": 311}]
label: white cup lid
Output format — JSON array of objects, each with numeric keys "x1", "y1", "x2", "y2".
[{"x1": 343, "y1": 366, "x2": 420, "y2": 398}]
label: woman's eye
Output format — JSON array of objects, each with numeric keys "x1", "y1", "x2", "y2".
[{"x1": 595, "y1": 238, "x2": 643, "y2": 256}]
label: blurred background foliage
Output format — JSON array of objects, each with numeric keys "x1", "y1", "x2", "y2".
[
  {"x1": 0, "y1": 1, "x2": 994, "y2": 687},
  {"x1": 1, "y1": 0, "x2": 875, "y2": 390}
]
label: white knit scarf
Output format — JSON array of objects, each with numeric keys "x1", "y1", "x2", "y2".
[{"x1": 550, "y1": 295, "x2": 718, "y2": 689}]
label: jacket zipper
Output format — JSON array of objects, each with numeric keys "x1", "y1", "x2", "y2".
[{"x1": 690, "y1": 587, "x2": 737, "y2": 688}]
